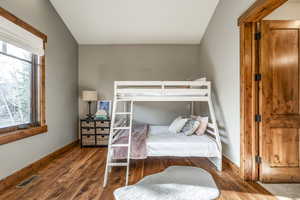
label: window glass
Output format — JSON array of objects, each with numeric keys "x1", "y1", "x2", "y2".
[{"x1": 0, "y1": 41, "x2": 34, "y2": 129}]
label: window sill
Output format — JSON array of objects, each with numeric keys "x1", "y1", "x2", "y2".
[{"x1": 0, "y1": 125, "x2": 48, "y2": 145}]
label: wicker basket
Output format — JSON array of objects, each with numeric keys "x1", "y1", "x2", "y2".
[
  {"x1": 82, "y1": 121, "x2": 94, "y2": 128},
  {"x1": 96, "y1": 121, "x2": 109, "y2": 127},
  {"x1": 82, "y1": 135, "x2": 95, "y2": 145},
  {"x1": 82, "y1": 127, "x2": 95, "y2": 134},
  {"x1": 96, "y1": 135, "x2": 109, "y2": 145},
  {"x1": 96, "y1": 128, "x2": 109, "y2": 134}
]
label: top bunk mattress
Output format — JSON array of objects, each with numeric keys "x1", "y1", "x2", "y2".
[{"x1": 147, "y1": 126, "x2": 220, "y2": 157}]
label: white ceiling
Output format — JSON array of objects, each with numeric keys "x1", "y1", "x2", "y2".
[{"x1": 49, "y1": 0, "x2": 219, "y2": 44}]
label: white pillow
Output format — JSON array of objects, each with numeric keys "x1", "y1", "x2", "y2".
[
  {"x1": 168, "y1": 117, "x2": 188, "y2": 133},
  {"x1": 168, "y1": 116, "x2": 181, "y2": 132}
]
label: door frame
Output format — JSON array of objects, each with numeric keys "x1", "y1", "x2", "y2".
[{"x1": 239, "y1": 0, "x2": 288, "y2": 181}]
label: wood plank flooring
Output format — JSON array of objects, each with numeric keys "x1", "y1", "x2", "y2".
[{"x1": 0, "y1": 146, "x2": 275, "y2": 200}]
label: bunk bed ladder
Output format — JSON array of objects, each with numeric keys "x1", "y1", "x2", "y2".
[{"x1": 103, "y1": 99, "x2": 133, "y2": 187}]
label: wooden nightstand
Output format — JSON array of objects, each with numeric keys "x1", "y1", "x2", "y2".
[{"x1": 80, "y1": 118, "x2": 111, "y2": 148}]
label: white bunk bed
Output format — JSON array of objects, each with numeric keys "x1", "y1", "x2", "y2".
[{"x1": 103, "y1": 80, "x2": 222, "y2": 187}]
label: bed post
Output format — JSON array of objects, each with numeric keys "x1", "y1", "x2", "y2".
[
  {"x1": 207, "y1": 82, "x2": 222, "y2": 171},
  {"x1": 191, "y1": 102, "x2": 195, "y2": 116},
  {"x1": 124, "y1": 101, "x2": 128, "y2": 121},
  {"x1": 103, "y1": 82, "x2": 118, "y2": 187}
]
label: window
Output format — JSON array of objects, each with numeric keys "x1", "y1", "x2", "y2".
[
  {"x1": 0, "y1": 8, "x2": 47, "y2": 144},
  {"x1": 0, "y1": 41, "x2": 38, "y2": 130}
]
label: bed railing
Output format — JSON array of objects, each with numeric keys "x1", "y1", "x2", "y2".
[{"x1": 115, "y1": 81, "x2": 211, "y2": 97}]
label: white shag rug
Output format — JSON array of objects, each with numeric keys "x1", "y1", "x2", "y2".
[{"x1": 114, "y1": 166, "x2": 220, "y2": 200}]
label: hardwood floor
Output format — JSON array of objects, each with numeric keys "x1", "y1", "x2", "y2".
[{"x1": 0, "y1": 145, "x2": 275, "y2": 200}]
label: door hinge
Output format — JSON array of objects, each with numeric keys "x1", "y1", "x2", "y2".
[
  {"x1": 255, "y1": 32, "x2": 261, "y2": 40},
  {"x1": 255, "y1": 155, "x2": 262, "y2": 164},
  {"x1": 255, "y1": 73, "x2": 261, "y2": 81},
  {"x1": 255, "y1": 114, "x2": 262, "y2": 122}
]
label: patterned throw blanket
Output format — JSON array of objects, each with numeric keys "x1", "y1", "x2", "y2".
[{"x1": 112, "y1": 124, "x2": 149, "y2": 159}]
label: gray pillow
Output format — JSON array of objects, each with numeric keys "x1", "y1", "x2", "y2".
[{"x1": 181, "y1": 119, "x2": 200, "y2": 136}]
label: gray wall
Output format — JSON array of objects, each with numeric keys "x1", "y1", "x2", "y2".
[
  {"x1": 197, "y1": 0, "x2": 256, "y2": 166},
  {"x1": 0, "y1": 0, "x2": 78, "y2": 180},
  {"x1": 265, "y1": 1, "x2": 300, "y2": 20},
  {"x1": 79, "y1": 45, "x2": 202, "y2": 125}
]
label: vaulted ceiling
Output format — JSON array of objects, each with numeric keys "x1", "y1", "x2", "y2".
[{"x1": 50, "y1": 0, "x2": 219, "y2": 44}]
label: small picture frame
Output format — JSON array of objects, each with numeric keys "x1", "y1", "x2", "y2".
[{"x1": 97, "y1": 100, "x2": 112, "y2": 117}]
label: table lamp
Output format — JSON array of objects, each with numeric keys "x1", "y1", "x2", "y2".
[{"x1": 82, "y1": 90, "x2": 98, "y2": 120}]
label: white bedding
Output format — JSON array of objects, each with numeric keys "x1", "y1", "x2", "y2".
[{"x1": 147, "y1": 126, "x2": 220, "y2": 157}]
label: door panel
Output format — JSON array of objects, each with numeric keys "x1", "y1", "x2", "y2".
[
  {"x1": 269, "y1": 128, "x2": 299, "y2": 167},
  {"x1": 271, "y1": 29, "x2": 299, "y2": 115},
  {"x1": 260, "y1": 20, "x2": 300, "y2": 182}
]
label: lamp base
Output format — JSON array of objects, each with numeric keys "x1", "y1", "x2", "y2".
[
  {"x1": 85, "y1": 101, "x2": 94, "y2": 121},
  {"x1": 86, "y1": 114, "x2": 94, "y2": 121}
]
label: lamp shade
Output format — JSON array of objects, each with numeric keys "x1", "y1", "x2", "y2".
[{"x1": 82, "y1": 90, "x2": 98, "y2": 101}]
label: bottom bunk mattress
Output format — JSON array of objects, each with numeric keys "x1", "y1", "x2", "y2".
[{"x1": 147, "y1": 126, "x2": 220, "y2": 157}]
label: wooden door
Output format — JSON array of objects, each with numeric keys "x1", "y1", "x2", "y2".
[{"x1": 260, "y1": 20, "x2": 300, "y2": 182}]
